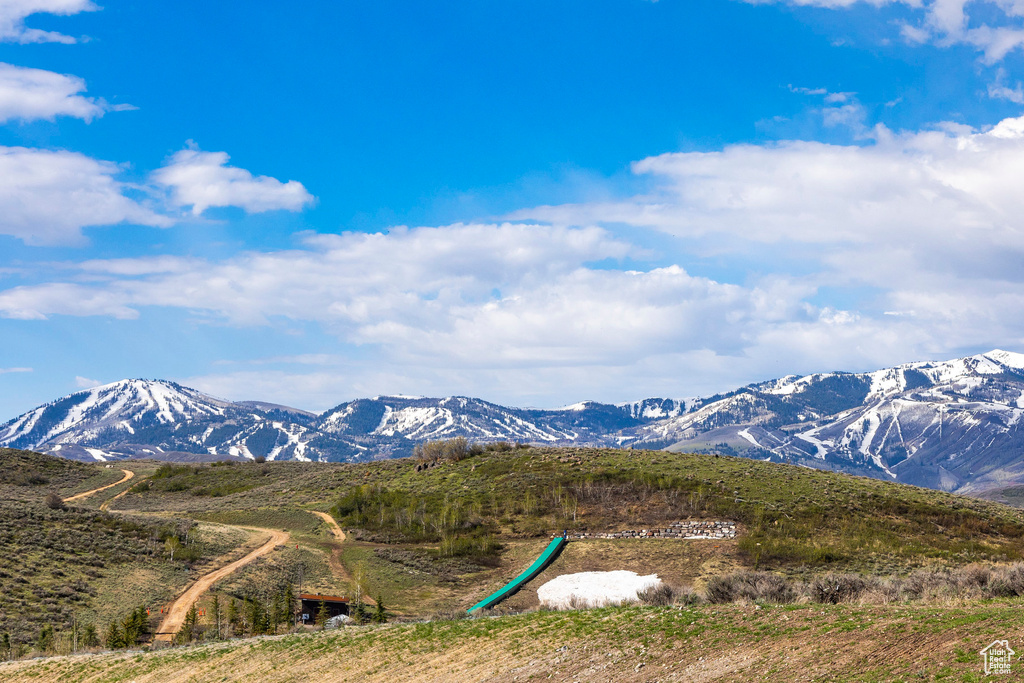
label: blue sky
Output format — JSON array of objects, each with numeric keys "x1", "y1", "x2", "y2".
[{"x1": 2, "y1": 0, "x2": 1024, "y2": 418}]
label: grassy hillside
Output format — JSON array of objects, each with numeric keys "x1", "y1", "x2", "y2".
[
  {"x1": 113, "y1": 446, "x2": 1024, "y2": 574},
  {"x1": 9, "y1": 442, "x2": 1024, "y2": 675},
  {"x1": 4, "y1": 600, "x2": 1023, "y2": 682},
  {"x1": 0, "y1": 450, "x2": 246, "y2": 654}
]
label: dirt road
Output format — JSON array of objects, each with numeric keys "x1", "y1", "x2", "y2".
[
  {"x1": 310, "y1": 510, "x2": 350, "y2": 584},
  {"x1": 99, "y1": 485, "x2": 132, "y2": 511},
  {"x1": 63, "y1": 469, "x2": 134, "y2": 503},
  {"x1": 154, "y1": 528, "x2": 290, "y2": 642},
  {"x1": 309, "y1": 511, "x2": 375, "y2": 605}
]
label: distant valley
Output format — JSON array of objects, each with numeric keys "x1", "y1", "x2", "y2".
[{"x1": 5, "y1": 349, "x2": 1024, "y2": 495}]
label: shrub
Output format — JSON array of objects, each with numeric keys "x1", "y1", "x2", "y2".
[
  {"x1": 989, "y1": 563, "x2": 1024, "y2": 597},
  {"x1": 637, "y1": 583, "x2": 676, "y2": 606},
  {"x1": 413, "y1": 437, "x2": 476, "y2": 463},
  {"x1": 954, "y1": 564, "x2": 992, "y2": 590},
  {"x1": 671, "y1": 586, "x2": 703, "y2": 606},
  {"x1": 902, "y1": 569, "x2": 955, "y2": 600},
  {"x1": 704, "y1": 571, "x2": 795, "y2": 604},
  {"x1": 856, "y1": 577, "x2": 902, "y2": 605},
  {"x1": 44, "y1": 493, "x2": 65, "y2": 511},
  {"x1": 809, "y1": 573, "x2": 868, "y2": 604}
]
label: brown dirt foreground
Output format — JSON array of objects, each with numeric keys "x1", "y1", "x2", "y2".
[{"x1": 6, "y1": 601, "x2": 1024, "y2": 682}]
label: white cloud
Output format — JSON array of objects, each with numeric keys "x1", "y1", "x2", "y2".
[
  {"x1": 988, "y1": 67, "x2": 1024, "y2": 102},
  {"x1": 0, "y1": 62, "x2": 109, "y2": 122},
  {"x1": 152, "y1": 147, "x2": 316, "y2": 215},
  {"x1": 0, "y1": 0, "x2": 97, "y2": 44},
  {"x1": 0, "y1": 146, "x2": 171, "y2": 245},
  {"x1": 0, "y1": 220, "x2": 928, "y2": 403},
  {"x1": 515, "y1": 115, "x2": 1024, "y2": 255},
  {"x1": 751, "y1": 0, "x2": 1024, "y2": 62},
  {"x1": 8, "y1": 118, "x2": 1024, "y2": 404},
  {"x1": 510, "y1": 114, "x2": 1024, "y2": 361},
  {"x1": 0, "y1": 366, "x2": 31, "y2": 374},
  {"x1": 74, "y1": 375, "x2": 100, "y2": 388},
  {"x1": 0, "y1": 143, "x2": 317, "y2": 246}
]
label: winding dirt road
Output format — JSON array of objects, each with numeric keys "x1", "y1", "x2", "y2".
[
  {"x1": 63, "y1": 469, "x2": 134, "y2": 503},
  {"x1": 310, "y1": 510, "x2": 351, "y2": 582},
  {"x1": 154, "y1": 528, "x2": 289, "y2": 642},
  {"x1": 309, "y1": 510, "x2": 375, "y2": 605}
]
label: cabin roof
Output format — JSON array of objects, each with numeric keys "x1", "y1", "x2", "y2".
[{"x1": 299, "y1": 593, "x2": 349, "y2": 603}]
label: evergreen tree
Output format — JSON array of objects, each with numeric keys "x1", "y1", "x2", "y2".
[
  {"x1": 372, "y1": 595, "x2": 387, "y2": 624},
  {"x1": 315, "y1": 599, "x2": 328, "y2": 629},
  {"x1": 82, "y1": 624, "x2": 99, "y2": 649},
  {"x1": 245, "y1": 597, "x2": 259, "y2": 635},
  {"x1": 270, "y1": 592, "x2": 282, "y2": 634},
  {"x1": 283, "y1": 583, "x2": 296, "y2": 625},
  {"x1": 350, "y1": 597, "x2": 369, "y2": 625},
  {"x1": 122, "y1": 605, "x2": 147, "y2": 646},
  {"x1": 36, "y1": 625, "x2": 54, "y2": 654},
  {"x1": 105, "y1": 620, "x2": 124, "y2": 649},
  {"x1": 227, "y1": 597, "x2": 239, "y2": 636},
  {"x1": 178, "y1": 603, "x2": 199, "y2": 644},
  {"x1": 2, "y1": 632, "x2": 10, "y2": 661},
  {"x1": 211, "y1": 594, "x2": 221, "y2": 640}
]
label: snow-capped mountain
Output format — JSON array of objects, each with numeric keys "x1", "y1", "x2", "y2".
[
  {"x1": 6, "y1": 350, "x2": 1024, "y2": 494},
  {"x1": 0, "y1": 379, "x2": 320, "y2": 462},
  {"x1": 0, "y1": 380, "x2": 659, "y2": 463},
  {"x1": 633, "y1": 350, "x2": 1024, "y2": 493}
]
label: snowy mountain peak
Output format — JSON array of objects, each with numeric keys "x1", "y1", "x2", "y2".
[
  {"x1": 981, "y1": 349, "x2": 1024, "y2": 370},
  {"x1": 0, "y1": 379, "x2": 232, "y2": 453}
]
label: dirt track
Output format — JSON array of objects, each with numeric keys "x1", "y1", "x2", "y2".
[
  {"x1": 154, "y1": 528, "x2": 289, "y2": 642},
  {"x1": 99, "y1": 485, "x2": 132, "y2": 511},
  {"x1": 63, "y1": 469, "x2": 134, "y2": 503},
  {"x1": 310, "y1": 510, "x2": 352, "y2": 582},
  {"x1": 309, "y1": 511, "x2": 375, "y2": 605}
]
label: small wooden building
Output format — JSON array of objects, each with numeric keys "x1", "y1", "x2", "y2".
[{"x1": 298, "y1": 593, "x2": 350, "y2": 624}]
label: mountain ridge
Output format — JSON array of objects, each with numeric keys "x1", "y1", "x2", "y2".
[{"x1": 6, "y1": 350, "x2": 1024, "y2": 494}]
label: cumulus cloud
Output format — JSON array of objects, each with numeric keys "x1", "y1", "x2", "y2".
[
  {"x1": 0, "y1": 144, "x2": 318, "y2": 245},
  {"x1": 0, "y1": 0, "x2": 97, "y2": 44},
  {"x1": 0, "y1": 219, "x2": 925, "y2": 403},
  {"x1": 152, "y1": 147, "x2": 315, "y2": 215},
  {"x1": 0, "y1": 62, "x2": 109, "y2": 122},
  {"x1": 74, "y1": 375, "x2": 100, "y2": 388},
  {"x1": 8, "y1": 117, "x2": 1024, "y2": 403},
  {"x1": 512, "y1": 114, "x2": 1024, "y2": 359},
  {"x1": 750, "y1": 0, "x2": 1024, "y2": 62},
  {"x1": 0, "y1": 146, "x2": 172, "y2": 245}
]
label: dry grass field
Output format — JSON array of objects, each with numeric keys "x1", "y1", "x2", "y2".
[{"x1": 3, "y1": 600, "x2": 1022, "y2": 682}]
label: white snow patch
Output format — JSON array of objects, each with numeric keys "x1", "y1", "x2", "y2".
[
  {"x1": 84, "y1": 447, "x2": 110, "y2": 462},
  {"x1": 555, "y1": 401, "x2": 593, "y2": 412},
  {"x1": 537, "y1": 571, "x2": 662, "y2": 610},
  {"x1": 794, "y1": 430, "x2": 829, "y2": 460},
  {"x1": 738, "y1": 428, "x2": 762, "y2": 449}
]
